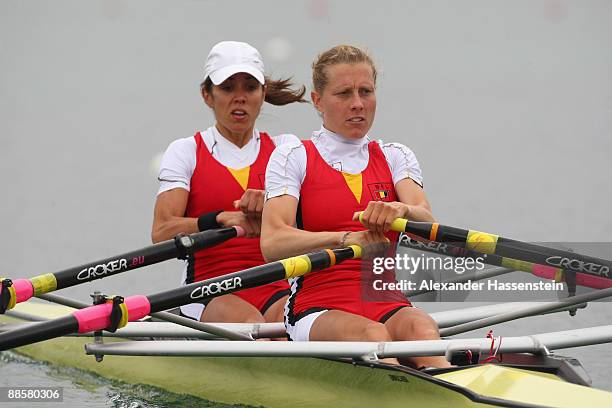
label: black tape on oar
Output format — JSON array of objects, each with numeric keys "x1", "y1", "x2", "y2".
[
  {"x1": 106, "y1": 296, "x2": 128, "y2": 333},
  {"x1": 0, "y1": 279, "x2": 16, "y2": 314}
]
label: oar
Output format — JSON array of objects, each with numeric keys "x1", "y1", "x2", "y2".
[
  {"x1": 0, "y1": 227, "x2": 244, "y2": 314},
  {"x1": 398, "y1": 235, "x2": 572, "y2": 288},
  {"x1": 358, "y1": 214, "x2": 612, "y2": 288},
  {"x1": 37, "y1": 293, "x2": 253, "y2": 341},
  {"x1": 0, "y1": 245, "x2": 361, "y2": 351}
]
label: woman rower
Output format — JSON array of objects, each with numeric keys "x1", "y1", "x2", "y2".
[
  {"x1": 152, "y1": 41, "x2": 306, "y2": 324},
  {"x1": 261, "y1": 45, "x2": 450, "y2": 367}
]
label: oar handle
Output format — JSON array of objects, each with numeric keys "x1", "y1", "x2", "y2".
[
  {"x1": 357, "y1": 211, "x2": 410, "y2": 233},
  {"x1": 189, "y1": 226, "x2": 245, "y2": 252}
]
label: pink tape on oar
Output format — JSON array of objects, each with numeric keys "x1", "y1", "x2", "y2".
[
  {"x1": 531, "y1": 264, "x2": 558, "y2": 280},
  {"x1": 74, "y1": 295, "x2": 151, "y2": 333},
  {"x1": 532, "y1": 264, "x2": 612, "y2": 289},
  {"x1": 576, "y1": 274, "x2": 612, "y2": 289},
  {"x1": 12, "y1": 279, "x2": 34, "y2": 303},
  {"x1": 233, "y1": 226, "x2": 246, "y2": 238}
]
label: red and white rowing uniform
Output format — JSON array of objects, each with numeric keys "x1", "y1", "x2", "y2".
[
  {"x1": 265, "y1": 126, "x2": 424, "y2": 341},
  {"x1": 158, "y1": 126, "x2": 294, "y2": 320}
]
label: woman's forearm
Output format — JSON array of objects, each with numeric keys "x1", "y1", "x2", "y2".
[
  {"x1": 260, "y1": 195, "x2": 347, "y2": 261},
  {"x1": 151, "y1": 189, "x2": 199, "y2": 243},
  {"x1": 151, "y1": 216, "x2": 199, "y2": 243},
  {"x1": 260, "y1": 223, "x2": 344, "y2": 262},
  {"x1": 404, "y1": 203, "x2": 435, "y2": 222}
]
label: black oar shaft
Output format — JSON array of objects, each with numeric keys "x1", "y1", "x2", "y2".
[
  {"x1": 0, "y1": 246, "x2": 359, "y2": 351},
  {"x1": 53, "y1": 240, "x2": 179, "y2": 289},
  {"x1": 0, "y1": 315, "x2": 78, "y2": 350},
  {"x1": 53, "y1": 228, "x2": 239, "y2": 289},
  {"x1": 147, "y1": 248, "x2": 354, "y2": 313},
  {"x1": 398, "y1": 235, "x2": 572, "y2": 290},
  {"x1": 397, "y1": 221, "x2": 611, "y2": 280},
  {"x1": 0, "y1": 228, "x2": 242, "y2": 314},
  {"x1": 400, "y1": 235, "x2": 541, "y2": 274},
  {"x1": 147, "y1": 263, "x2": 286, "y2": 313}
]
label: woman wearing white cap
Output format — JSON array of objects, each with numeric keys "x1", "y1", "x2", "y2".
[
  {"x1": 261, "y1": 45, "x2": 449, "y2": 366},
  {"x1": 152, "y1": 41, "x2": 306, "y2": 324}
]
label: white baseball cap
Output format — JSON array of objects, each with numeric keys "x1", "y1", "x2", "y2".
[{"x1": 203, "y1": 41, "x2": 265, "y2": 85}]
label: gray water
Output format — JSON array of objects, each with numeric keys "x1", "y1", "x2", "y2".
[
  {"x1": 1, "y1": 0, "x2": 611, "y2": 406},
  {"x1": 0, "y1": 351, "x2": 256, "y2": 407}
]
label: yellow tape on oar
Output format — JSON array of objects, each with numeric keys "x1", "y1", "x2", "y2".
[
  {"x1": 466, "y1": 230, "x2": 498, "y2": 254},
  {"x1": 0, "y1": 278, "x2": 17, "y2": 311},
  {"x1": 281, "y1": 246, "x2": 363, "y2": 279},
  {"x1": 281, "y1": 255, "x2": 312, "y2": 279},
  {"x1": 30, "y1": 273, "x2": 58, "y2": 296},
  {"x1": 501, "y1": 258, "x2": 535, "y2": 273},
  {"x1": 106, "y1": 296, "x2": 129, "y2": 331},
  {"x1": 348, "y1": 245, "x2": 362, "y2": 259},
  {"x1": 116, "y1": 302, "x2": 129, "y2": 329},
  {"x1": 501, "y1": 258, "x2": 564, "y2": 282},
  {"x1": 357, "y1": 211, "x2": 408, "y2": 232},
  {"x1": 390, "y1": 218, "x2": 408, "y2": 232}
]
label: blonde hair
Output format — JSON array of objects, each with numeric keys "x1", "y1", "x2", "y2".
[{"x1": 312, "y1": 45, "x2": 377, "y2": 94}]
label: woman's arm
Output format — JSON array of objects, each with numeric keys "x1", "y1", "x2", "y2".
[
  {"x1": 262, "y1": 140, "x2": 345, "y2": 261},
  {"x1": 152, "y1": 188, "x2": 264, "y2": 243},
  {"x1": 260, "y1": 195, "x2": 345, "y2": 261},
  {"x1": 395, "y1": 178, "x2": 434, "y2": 222},
  {"x1": 151, "y1": 188, "x2": 198, "y2": 243}
]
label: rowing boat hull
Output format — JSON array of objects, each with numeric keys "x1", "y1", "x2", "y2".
[
  {"x1": 3, "y1": 335, "x2": 497, "y2": 407},
  {"x1": 3, "y1": 303, "x2": 612, "y2": 408}
]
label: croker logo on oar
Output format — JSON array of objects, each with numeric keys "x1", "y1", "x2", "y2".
[{"x1": 0, "y1": 227, "x2": 245, "y2": 314}]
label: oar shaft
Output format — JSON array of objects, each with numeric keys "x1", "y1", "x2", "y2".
[
  {"x1": 51, "y1": 228, "x2": 241, "y2": 289},
  {"x1": 53, "y1": 240, "x2": 181, "y2": 289},
  {"x1": 0, "y1": 315, "x2": 78, "y2": 350},
  {"x1": 147, "y1": 246, "x2": 358, "y2": 313},
  {"x1": 1, "y1": 227, "x2": 243, "y2": 313},
  {"x1": 399, "y1": 235, "x2": 563, "y2": 283},
  {"x1": 389, "y1": 218, "x2": 611, "y2": 285},
  {"x1": 37, "y1": 293, "x2": 253, "y2": 341},
  {"x1": 0, "y1": 246, "x2": 361, "y2": 351}
]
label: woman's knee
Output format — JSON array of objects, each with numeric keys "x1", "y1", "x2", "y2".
[
  {"x1": 362, "y1": 321, "x2": 392, "y2": 342},
  {"x1": 387, "y1": 308, "x2": 441, "y2": 340},
  {"x1": 409, "y1": 322, "x2": 440, "y2": 340},
  {"x1": 263, "y1": 296, "x2": 288, "y2": 323},
  {"x1": 201, "y1": 296, "x2": 265, "y2": 323}
]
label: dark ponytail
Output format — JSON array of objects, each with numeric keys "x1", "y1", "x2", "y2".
[
  {"x1": 200, "y1": 76, "x2": 307, "y2": 106},
  {"x1": 263, "y1": 76, "x2": 307, "y2": 105}
]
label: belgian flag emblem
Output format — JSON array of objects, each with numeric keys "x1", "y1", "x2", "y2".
[
  {"x1": 376, "y1": 190, "x2": 389, "y2": 199},
  {"x1": 368, "y1": 182, "x2": 393, "y2": 202}
]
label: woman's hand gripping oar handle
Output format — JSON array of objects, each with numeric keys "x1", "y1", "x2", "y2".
[{"x1": 356, "y1": 211, "x2": 409, "y2": 233}]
